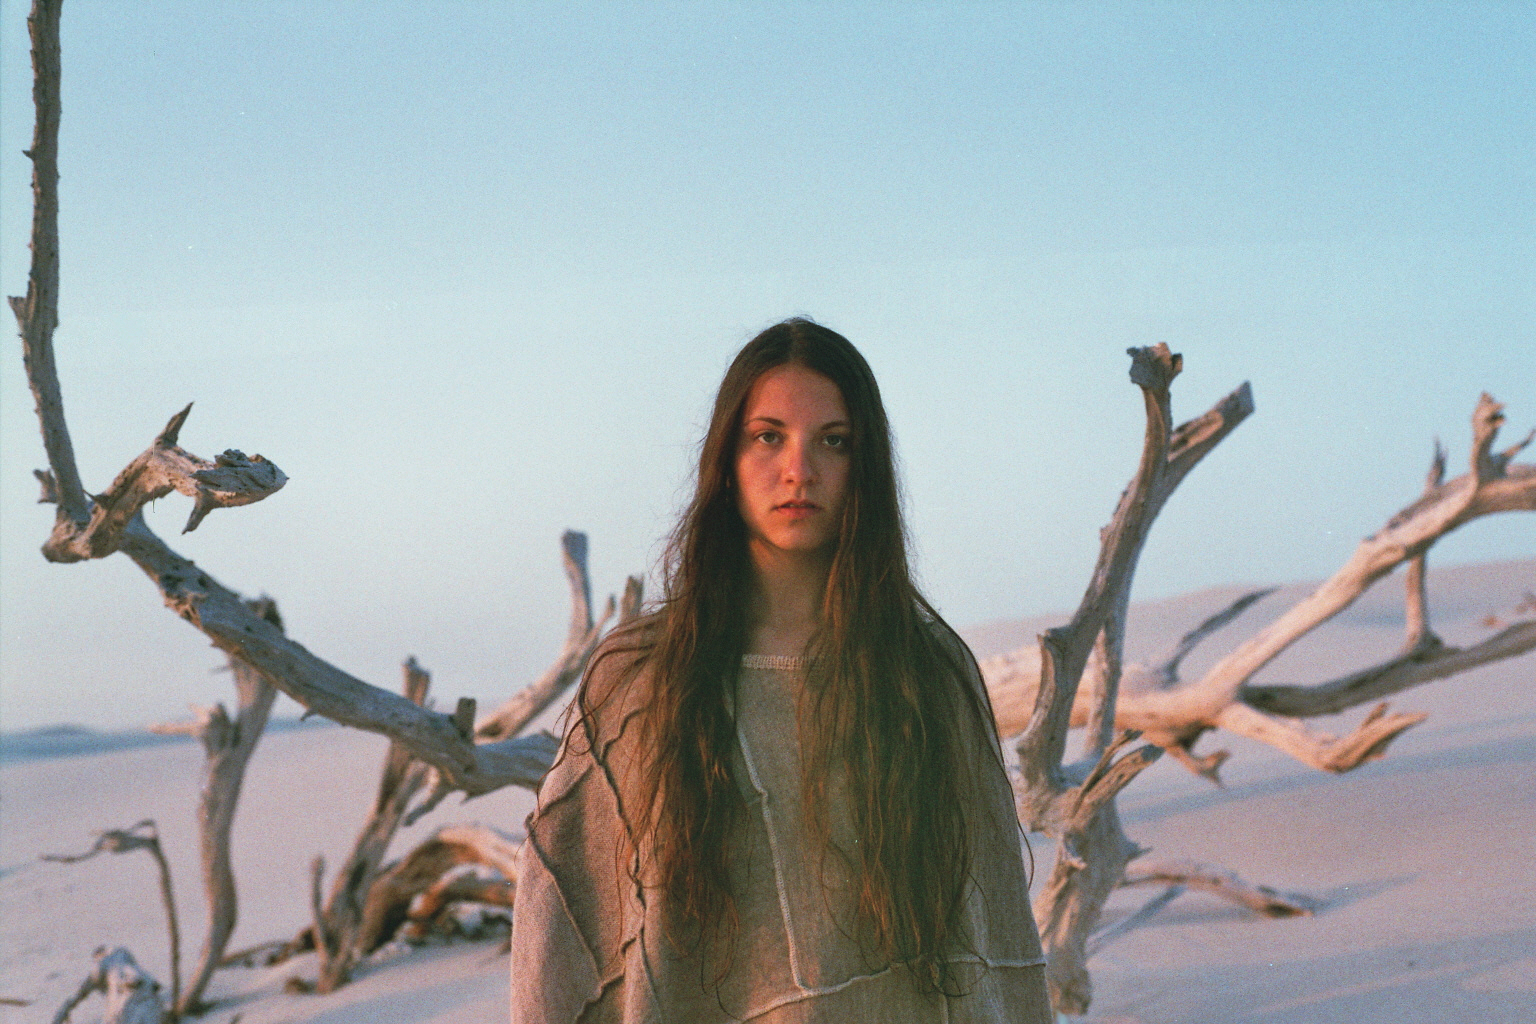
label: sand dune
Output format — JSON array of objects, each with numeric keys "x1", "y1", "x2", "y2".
[{"x1": 2, "y1": 558, "x2": 1531, "y2": 1023}]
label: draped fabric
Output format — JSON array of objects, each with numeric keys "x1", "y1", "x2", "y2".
[{"x1": 510, "y1": 650, "x2": 1050, "y2": 1024}]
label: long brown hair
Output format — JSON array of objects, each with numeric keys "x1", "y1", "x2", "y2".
[{"x1": 575, "y1": 318, "x2": 997, "y2": 993}]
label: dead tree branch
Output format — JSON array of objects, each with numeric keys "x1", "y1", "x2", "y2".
[
  {"x1": 1012, "y1": 345, "x2": 1252, "y2": 1014},
  {"x1": 991, "y1": 378, "x2": 1531, "y2": 1015},
  {"x1": 44, "y1": 821, "x2": 181, "y2": 1014},
  {"x1": 405, "y1": 550, "x2": 638, "y2": 828},
  {"x1": 1121, "y1": 858, "x2": 1317, "y2": 917},
  {"x1": 146, "y1": 599, "x2": 282, "y2": 1015},
  {"x1": 1191, "y1": 394, "x2": 1533, "y2": 713},
  {"x1": 10, "y1": 0, "x2": 84, "y2": 530},
  {"x1": 313, "y1": 658, "x2": 435, "y2": 993},
  {"x1": 1244, "y1": 619, "x2": 1536, "y2": 718},
  {"x1": 354, "y1": 824, "x2": 521, "y2": 955},
  {"x1": 115, "y1": 521, "x2": 558, "y2": 799},
  {"x1": 991, "y1": 395, "x2": 1535, "y2": 781},
  {"x1": 50, "y1": 948, "x2": 166, "y2": 1024},
  {"x1": 9, "y1": 0, "x2": 554, "y2": 805},
  {"x1": 37, "y1": 404, "x2": 287, "y2": 563},
  {"x1": 475, "y1": 531, "x2": 616, "y2": 742}
]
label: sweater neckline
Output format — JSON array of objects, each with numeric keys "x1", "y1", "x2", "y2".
[{"x1": 741, "y1": 653, "x2": 808, "y2": 671}]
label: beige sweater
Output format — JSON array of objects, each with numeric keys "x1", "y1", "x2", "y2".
[{"x1": 510, "y1": 653, "x2": 1050, "y2": 1024}]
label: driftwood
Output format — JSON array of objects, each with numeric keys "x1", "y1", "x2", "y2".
[
  {"x1": 10, "y1": 0, "x2": 557, "y2": 821},
  {"x1": 311, "y1": 658, "x2": 434, "y2": 993},
  {"x1": 476, "y1": 531, "x2": 615, "y2": 742},
  {"x1": 302, "y1": 539, "x2": 635, "y2": 990},
  {"x1": 404, "y1": 533, "x2": 633, "y2": 828},
  {"x1": 1002, "y1": 348, "x2": 1533, "y2": 1015},
  {"x1": 1010, "y1": 344, "x2": 1250, "y2": 1014},
  {"x1": 149, "y1": 598, "x2": 282, "y2": 1014},
  {"x1": 1120, "y1": 858, "x2": 1317, "y2": 917},
  {"x1": 50, "y1": 948, "x2": 166, "y2": 1024},
  {"x1": 355, "y1": 824, "x2": 522, "y2": 955},
  {"x1": 398, "y1": 871, "x2": 517, "y2": 942},
  {"x1": 989, "y1": 394, "x2": 1536, "y2": 781},
  {"x1": 43, "y1": 822, "x2": 181, "y2": 1015}
]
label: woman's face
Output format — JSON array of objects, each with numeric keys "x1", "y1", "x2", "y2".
[{"x1": 733, "y1": 363, "x2": 851, "y2": 569}]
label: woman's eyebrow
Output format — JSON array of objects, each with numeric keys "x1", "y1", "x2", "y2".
[{"x1": 743, "y1": 416, "x2": 850, "y2": 430}]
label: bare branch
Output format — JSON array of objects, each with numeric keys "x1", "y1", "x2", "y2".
[
  {"x1": 38, "y1": 404, "x2": 287, "y2": 563},
  {"x1": 1065, "y1": 740, "x2": 1163, "y2": 833},
  {"x1": 1010, "y1": 349, "x2": 1251, "y2": 1015},
  {"x1": 1244, "y1": 619, "x2": 1536, "y2": 717},
  {"x1": 476, "y1": 531, "x2": 614, "y2": 743},
  {"x1": 1163, "y1": 741, "x2": 1228, "y2": 786},
  {"x1": 1122, "y1": 859, "x2": 1317, "y2": 917},
  {"x1": 43, "y1": 821, "x2": 181, "y2": 1013},
  {"x1": 354, "y1": 824, "x2": 521, "y2": 955},
  {"x1": 1188, "y1": 396, "x2": 1535, "y2": 711},
  {"x1": 315, "y1": 658, "x2": 435, "y2": 993},
  {"x1": 1425, "y1": 438, "x2": 1446, "y2": 491},
  {"x1": 309, "y1": 857, "x2": 332, "y2": 983},
  {"x1": 1017, "y1": 348, "x2": 1252, "y2": 778},
  {"x1": 619, "y1": 574, "x2": 644, "y2": 623},
  {"x1": 115, "y1": 521, "x2": 554, "y2": 798},
  {"x1": 1032, "y1": 805, "x2": 1143, "y2": 1015},
  {"x1": 400, "y1": 872, "x2": 516, "y2": 942},
  {"x1": 9, "y1": 0, "x2": 86, "y2": 526},
  {"x1": 1151, "y1": 587, "x2": 1277, "y2": 682},
  {"x1": 1083, "y1": 619, "x2": 1121, "y2": 761},
  {"x1": 1403, "y1": 552, "x2": 1436, "y2": 651},
  {"x1": 1216, "y1": 701, "x2": 1427, "y2": 773}
]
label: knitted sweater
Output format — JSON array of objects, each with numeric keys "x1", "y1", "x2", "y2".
[{"x1": 509, "y1": 649, "x2": 1050, "y2": 1024}]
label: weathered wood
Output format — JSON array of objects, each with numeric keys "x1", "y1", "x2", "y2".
[
  {"x1": 987, "y1": 394, "x2": 1535, "y2": 777},
  {"x1": 1242, "y1": 620, "x2": 1535, "y2": 718},
  {"x1": 475, "y1": 531, "x2": 616, "y2": 743},
  {"x1": 406, "y1": 549, "x2": 636, "y2": 829},
  {"x1": 44, "y1": 821, "x2": 181, "y2": 1015},
  {"x1": 308, "y1": 856, "x2": 331, "y2": 987},
  {"x1": 34, "y1": 404, "x2": 287, "y2": 563},
  {"x1": 314, "y1": 658, "x2": 435, "y2": 993},
  {"x1": 50, "y1": 948, "x2": 166, "y2": 1024},
  {"x1": 1121, "y1": 858, "x2": 1317, "y2": 917},
  {"x1": 116, "y1": 521, "x2": 557, "y2": 799},
  {"x1": 9, "y1": 0, "x2": 86, "y2": 535},
  {"x1": 1187, "y1": 394, "x2": 1534, "y2": 717},
  {"x1": 399, "y1": 872, "x2": 517, "y2": 942},
  {"x1": 995, "y1": 374, "x2": 1532, "y2": 1015},
  {"x1": 354, "y1": 824, "x2": 521, "y2": 954},
  {"x1": 148, "y1": 598, "x2": 283, "y2": 1014},
  {"x1": 1013, "y1": 345, "x2": 1243, "y2": 1014}
]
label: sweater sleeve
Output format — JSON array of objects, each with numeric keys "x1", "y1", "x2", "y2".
[{"x1": 509, "y1": 645, "x2": 653, "y2": 1024}]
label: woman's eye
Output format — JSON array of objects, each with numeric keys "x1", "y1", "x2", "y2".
[
  {"x1": 756, "y1": 430, "x2": 780, "y2": 445},
  {"x1": 823, "y1": 434, "x2": 848, "y2": 449}
]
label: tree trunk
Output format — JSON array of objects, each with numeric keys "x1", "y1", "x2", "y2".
[{"x1": 147, "y1": 599, "x2": 283, "y2": 1014}]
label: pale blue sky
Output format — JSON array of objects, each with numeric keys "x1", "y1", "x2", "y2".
[{"x1": 2, "y1": 2, "x2": 1532, "y2": 732}]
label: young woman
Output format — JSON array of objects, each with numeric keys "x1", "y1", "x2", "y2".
[{"x1": 510, "y1": 319, "x2": 1050, "y2": 1023}]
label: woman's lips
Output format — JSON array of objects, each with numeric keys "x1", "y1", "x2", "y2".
[{"x1": 774, "y1": 501, "x2": 819, "y2": 519}]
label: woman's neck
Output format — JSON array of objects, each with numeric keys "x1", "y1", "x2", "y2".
[{"x1": 743, "y1": 548, "x2": 830, "y2": 657}]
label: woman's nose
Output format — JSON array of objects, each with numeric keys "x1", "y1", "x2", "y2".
[{"x1": 782, "y1": 439, "x2": 817, "y2": 483}]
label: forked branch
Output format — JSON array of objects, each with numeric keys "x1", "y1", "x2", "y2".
[
  {"x1": 44, "y1": 821, "x2": 181, "y2": 1014},
  {"x1": 1011, "y1": 346, "x2": 1252, "y2": 1015}
]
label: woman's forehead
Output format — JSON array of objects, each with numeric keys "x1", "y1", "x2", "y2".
[{"x1": 741, "y1": 364, "x2": 849, "y2": 423}]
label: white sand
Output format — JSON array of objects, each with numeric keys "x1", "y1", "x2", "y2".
[{"x1": 3, "y1": 558, "x2": 1532, "y2": 1023}]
